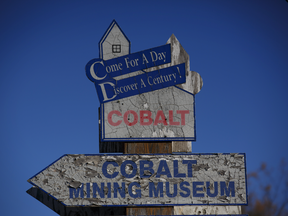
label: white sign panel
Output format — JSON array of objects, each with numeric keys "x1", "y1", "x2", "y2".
[
  {"x1": 28, "y1": 153, "x2": 247, "y2": 207},
  {"x1": 101, "y1": 86, "x2": 195, "y2": 141}
]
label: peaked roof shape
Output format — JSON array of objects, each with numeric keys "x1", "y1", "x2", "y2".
[{"x1": 99, "y1": 20, "x2": 131, "y2": 60}]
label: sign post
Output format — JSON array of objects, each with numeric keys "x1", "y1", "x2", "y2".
[{"x1": 27, "y1": 20, "x2": 247, "y2": 215}]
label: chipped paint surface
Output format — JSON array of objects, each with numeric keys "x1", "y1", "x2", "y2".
[
  {"x1": 92, "y1": 24, "x2": 201, "y2": 142},
  {"x1": 174, "y1": 205, "x2": 242, "y2": 215},
  {"x1": 146, "y1": 34, "x2": 203, "y2": 95},
  {"x1": 28, "y1": 153, "x2": 247, "y2": 207},
  {"x1": 172, "y1": 141, "x2": 192, "y2": 153},
  {"x1": 101, "y1": 86, "x2": 195, "y2": 141}
]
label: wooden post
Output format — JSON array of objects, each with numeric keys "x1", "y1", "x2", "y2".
[
  {"x1": 124, "y1": 142, "x2": 173, "y2": 215},
  {"x1": 124, "y1": 142, "x2": 172, "y2": 154}
]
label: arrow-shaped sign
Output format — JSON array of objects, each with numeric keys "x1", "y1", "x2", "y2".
[{"x1": 28, "y1": 153, "x2": 247, "y2": 207}]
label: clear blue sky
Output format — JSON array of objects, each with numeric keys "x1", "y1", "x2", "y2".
[{"x1": 1, "y1": 0, "x2": 288, "y2": 215}]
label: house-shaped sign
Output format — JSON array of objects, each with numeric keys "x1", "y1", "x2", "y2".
[{"x1": 86, "y1": 20, "x2": 203, "y2": 141}]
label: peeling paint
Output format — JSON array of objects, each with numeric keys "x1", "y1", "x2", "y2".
[
  {"x1": 145, "y1": 34, "x2": 203, "y2": 95},
  {"x1": 28, "y1": 153, "x2": 247, "y2": 207},
  {"x1": 102, "y1": 86, "x2": 195, "y2": 141}
]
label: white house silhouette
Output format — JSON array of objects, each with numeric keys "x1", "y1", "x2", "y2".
[{"x1": 99, "y1": 20, "x2": 130, "y2": 60}]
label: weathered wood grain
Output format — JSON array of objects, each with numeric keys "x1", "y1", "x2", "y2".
[
  {"x1": 124, "y1": 142, "x2": 172, "y2": 154},
  {"x1": 125, "y1": 142, "x2": 173, "y2": 215}
]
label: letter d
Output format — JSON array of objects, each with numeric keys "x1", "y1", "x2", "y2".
[
  {"x1": 150, "y1": 51, "x2": 158, "y2": 62},
  {"x1": 97, "y1": 82, "x2": 117, "y2": 102}
]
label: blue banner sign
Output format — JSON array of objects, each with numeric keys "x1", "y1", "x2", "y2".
[
  {"x1": 86, "y1": 44, "x2": 171, "y2": 83},
  {"x1": 95, "y1": 63, "x2": 186, "y2": 103}
]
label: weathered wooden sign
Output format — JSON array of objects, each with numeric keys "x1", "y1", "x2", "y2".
[
  {"x1": 28, "y1": 153, "x2": 247, "y2": 207},
  {"x1": 101, "y1": 86, "x2": 195, "y2": 141},
  {"x1": 93, "y1": 63, "x2": 186, "y2": 103},
  {"x1": 86, "y1": 44, "x2": 171, "y2": 84},
  {"x1": 85, "y1": 20, "x2": 202, "y2": 141}
]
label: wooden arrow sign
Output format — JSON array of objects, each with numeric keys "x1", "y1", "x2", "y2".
[{"x1": 28, "y1": 153, "x2": 247, "y2": 207}]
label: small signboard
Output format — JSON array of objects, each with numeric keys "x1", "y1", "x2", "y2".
[
  {"x1": 28, "y1": 153, "x2": 247, "y2": 207},
  {"x1": 94, "y1": 63, "x2": 186, "y2": 103},
  {"x1": 86, "y1": 44, "x2": 171, "y2": 84},
  {"x1": 100, "y1": 86, "x2": 195, "y2": 141},
  {"x1": 85, "y1": 20, "x2": 202, "y2": 142}
]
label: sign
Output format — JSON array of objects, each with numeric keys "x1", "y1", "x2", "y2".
[
  {"x1": 28, "y1": 153, "x2": 247, "y2": 207},
  {"x1": 86, "y1": 43, "x2": 176, "y2": 103},
  {"x1": 95, "y1": 63, "x2": 186, "y2": 103},
  {"x1": 86, "y1": 44, "x2": 171, "y2": 84},
  {"x1": 85, "y1": 20, "x2": 203, "y2": 142},
  {"x1": 101, "y1": 86, "x2": 195, "y2": 141}
]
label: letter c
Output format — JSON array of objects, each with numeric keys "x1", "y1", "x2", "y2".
[
  {"x1": 108, "y1": 110, "x2": 122, "y2": 126},
  {"x1": 102, "y1": 161, "x2": 119, "y2": 178},
  {"x1": 89, "y1": 60, "x2": 107, "y2": 81},
  {"x1": 147, "y1": 76, "x2": 153, "y2": 85}
]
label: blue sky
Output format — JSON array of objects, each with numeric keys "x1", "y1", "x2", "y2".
[{"x1": 1, "y1": 0, "x2": 288, "y2": 215}]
